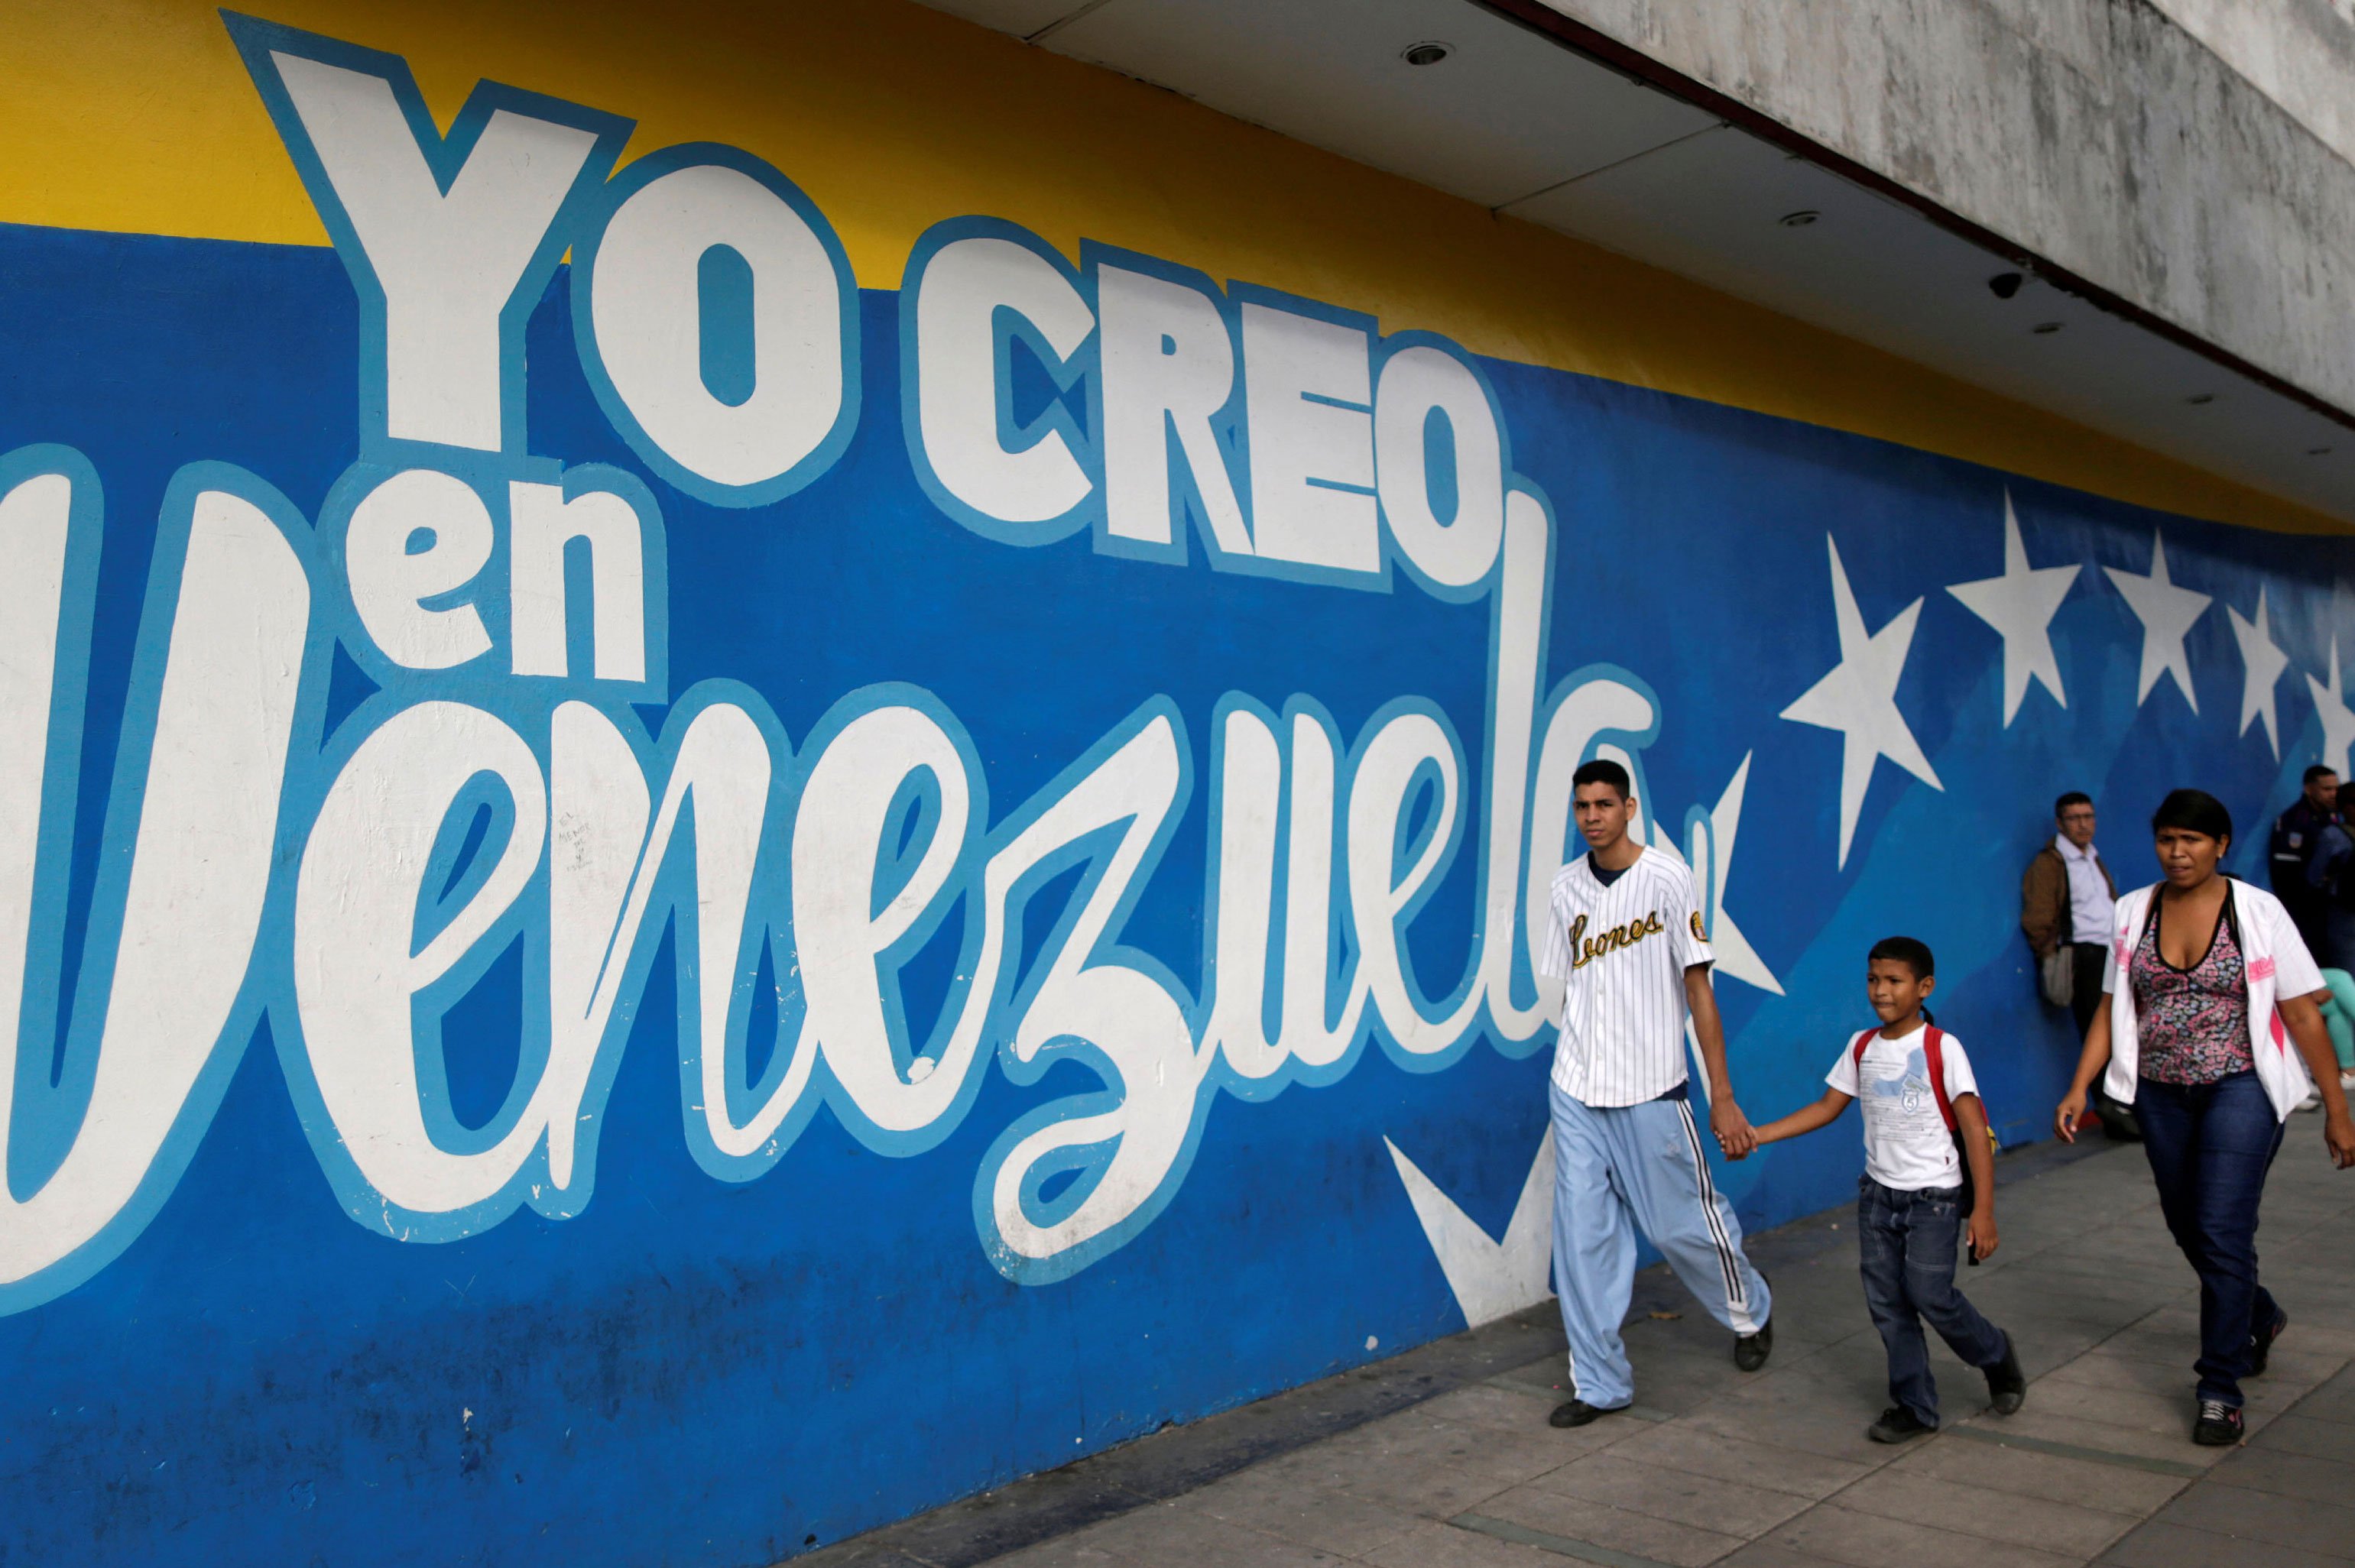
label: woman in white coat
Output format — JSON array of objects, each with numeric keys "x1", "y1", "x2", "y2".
[{"x1": 2055, "y1": 789, "x2": 2355, "y2": 1446}]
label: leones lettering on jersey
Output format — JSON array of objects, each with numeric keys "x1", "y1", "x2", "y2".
[{"x1": 1541, "y1": 848, "x2": 1714, "y2": 1106}]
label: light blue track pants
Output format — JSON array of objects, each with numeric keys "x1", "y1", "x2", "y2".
[{"x1": 1549, "y1": 1080, "x2": 1771, "y2": 1409}]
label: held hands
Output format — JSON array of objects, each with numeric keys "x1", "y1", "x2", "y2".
[
  {"x1": 1967, "y1": 1210, "x2": 1998, "y2": 1262},
  {"x1": 1711, "y1": 1097, "x2": 1757, "y2": 1161}
]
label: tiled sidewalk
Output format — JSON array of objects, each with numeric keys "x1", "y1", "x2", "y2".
[{"x1": 816, "y1": 1138, "x2": 2355, "y2": 1568}]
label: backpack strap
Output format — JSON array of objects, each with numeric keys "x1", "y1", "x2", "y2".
[
  {"x1": 1851, "y1": 1027, "x2": 1877, "y2": 1076},
  {"x1": 1923, "y1": 1025, "x2": 1959, "y2": 1133}
]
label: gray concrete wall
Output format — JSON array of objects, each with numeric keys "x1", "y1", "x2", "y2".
[
  {"x1": 2153, "y1": 0, "x2": 2355, "y2": 170},
  {"x1": 1536, "y1": 0, "x2": 2355, "y2": 420}
]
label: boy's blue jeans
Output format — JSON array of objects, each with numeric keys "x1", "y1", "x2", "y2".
[
  {"x1": 2135, "y1": 1070, "x2": 2285, "y2": 1408},
  {"x1": 1857, "y1": 1177, "x2": 2010, "y2": 1426}
]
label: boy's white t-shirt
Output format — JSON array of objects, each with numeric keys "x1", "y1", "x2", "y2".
[{"x1": 1823, "y1": 1021, "x2": 1980, "y2": 1192}]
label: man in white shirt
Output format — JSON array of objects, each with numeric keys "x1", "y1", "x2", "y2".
[
  {"x1": 1536, "y1": 760, "x2": 1773, "y2": 1428},
  {"x1": 2023, "y1": 792, "x2": 2130, "y2": 1132}
]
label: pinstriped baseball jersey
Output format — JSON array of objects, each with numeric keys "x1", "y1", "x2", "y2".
[{"x1": 1539, "y1": 846, "x2": 1714, "y2": 1106}]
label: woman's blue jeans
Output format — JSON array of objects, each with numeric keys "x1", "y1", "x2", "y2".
[
  {"x1": 2135, "y1": 1070, "x2": 2286, "y2": 1408},
  {"x1": 1857, "y1": 1178, "x2": 2009, "y2": 1426}
]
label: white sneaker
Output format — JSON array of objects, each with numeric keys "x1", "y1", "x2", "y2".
[
  {"x1": 2340, "y1": 1070, "x2": 2355, "y2": 1095},
  {"x1": 2297, "y1": 1088, "x2": 2324, "y2": 1112}
]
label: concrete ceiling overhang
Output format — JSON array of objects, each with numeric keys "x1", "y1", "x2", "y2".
[{"x1": 920, "y1": 0, "x2": 2355, "y2": 525}]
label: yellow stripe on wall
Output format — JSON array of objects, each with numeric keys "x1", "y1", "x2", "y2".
[{"x1": 2, "y1": 0, "x2": 2340, "y2": 533}]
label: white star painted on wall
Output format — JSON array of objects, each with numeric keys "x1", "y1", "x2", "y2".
[
  {"x1": 2227, "y1": 589, "x2": 2292, "y2": 760},
  {"x1": 1386, "y1": 1136, "x2": 1553, "y2": 1327},
  {"x1": 1682, "y1": 753, "x2": 1782, "y2": 995},
  {"x1": 1945, "y1": 492, "x2": 2078, "y2": 725},
  {"x1": 1780, "y1": 536, "x2": 1943, "y2": 869},
  {"x1": 2307, "y1": 640, "x2": 2355, "y2": 779},
  {"x1": 1621, "y1": 753, "x2": 1777, "y2": 994},
  {"x1": 2104, "y1": 533, "x2": 2211, "y2": 713}
]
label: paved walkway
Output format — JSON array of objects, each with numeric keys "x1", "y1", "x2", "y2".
[{"x1": 810, "y1": 1136, "x2": 2355, "y2": 1568}]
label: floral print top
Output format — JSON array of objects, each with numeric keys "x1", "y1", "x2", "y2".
[{"x1": 2130, "y1": 892, "x2": 2253, "y2": 1086}]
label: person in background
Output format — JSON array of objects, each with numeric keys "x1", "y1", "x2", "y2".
[
  {"x1": 2301, "y1": 807, "x2": 2355, "y2": 973},
  {"x1": 2317, "y1": 970, "x2": 2355, "y2": 1097},
  {"x1": 2271, "y1": 766, "x2": 2340, "y2": 957},
  {"x1": 2024, "y1": 792, "x2": 2133, "y2": 1137},
  {"x1": 2056, "y1": 789, "x2": 2355, "y2": 1446},
  {"x1": 2295, "y1": 816, "x2": 2355, "y2": 1113}
]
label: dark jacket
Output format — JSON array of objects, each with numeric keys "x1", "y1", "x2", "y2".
[
  {"x1": 2272, "y1": 799, "x2": 2341, "y2": 914},
  {"x1": 2022, "y1": 841, "x2": 2117, "y2": 958}
]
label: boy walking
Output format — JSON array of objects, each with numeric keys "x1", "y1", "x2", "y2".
[{"x1": 1744, "y1": 937, "x2": 2026, "y2": 1441}]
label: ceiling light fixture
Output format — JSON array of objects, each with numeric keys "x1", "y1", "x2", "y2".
[
  {"x1": 1400, "y1": 41, "x2": 1452, "y2": 66},
  {"x1": 2186, "y1": 393, "x2": 2216, "y2": 406},
  {"x1": 1987, "y1": 272, "x2": 2024, "y2": 299},
  {"x1": 1779, "y1": 210, "x2": 1820, "y2": 228},
  {"x1": 2311, "y1": 446, "x2": 2336, "y2": 457},
  {"x1": 2032, "y1": 322, "x2": 2063, "y2": 335}
]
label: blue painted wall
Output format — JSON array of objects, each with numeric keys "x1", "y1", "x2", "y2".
[{"x1": 0, "y1": 142, "x2": 2345, "y2": 1565}]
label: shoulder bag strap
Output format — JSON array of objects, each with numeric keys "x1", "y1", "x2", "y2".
[{"x1": 1923, "y1": 1025, "x2": 1958, "y2": 1132}]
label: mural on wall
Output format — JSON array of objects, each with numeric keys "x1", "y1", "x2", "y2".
[{"x1": 5, "y1": 14, "x2": 2352, "y2": 1566}]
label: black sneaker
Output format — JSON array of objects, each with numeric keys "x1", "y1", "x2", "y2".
[
  {"x1": 1868, "y1": 1407, "x2": 1935, "y2": 1443},
  {"x1": 2193, "y1": 1398, "x2": 2244, "y2": 1447},
  {"x1": 1549, "y1": 1398, "x2": 1627, "y2": 1429},
  {"x1": 1734, "y1": 1316, "x2": 1774, "y2": 1372},
  {"x1": 2250, "y1": 1309, "x2": 2289, "y2": 1377},
  {"x1": 1984, "y1": 1334, "x2": 2026, "y2": 1416}
]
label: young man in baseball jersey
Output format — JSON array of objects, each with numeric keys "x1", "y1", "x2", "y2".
[{"x1": 1539, "y1": 760, "x2": 1773, "y2": 1427}]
